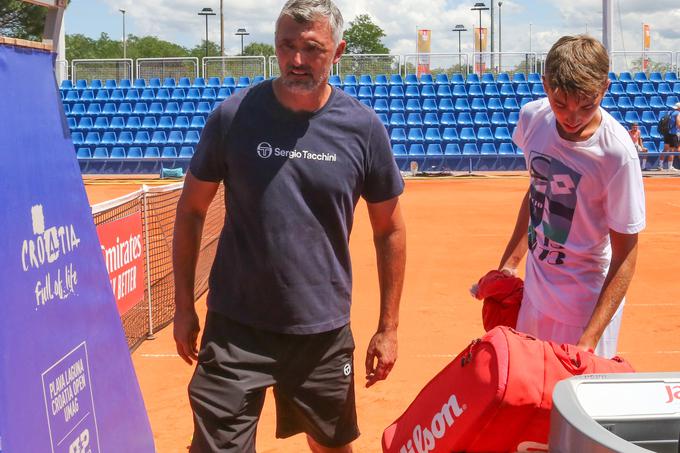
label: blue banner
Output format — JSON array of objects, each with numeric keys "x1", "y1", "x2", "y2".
[{"x1": 0, "y1": 44, "x2": 154, "y2": 452}]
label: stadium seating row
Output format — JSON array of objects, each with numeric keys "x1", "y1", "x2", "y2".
[
  {"x1": 389, "y1": 126, "x2": 514, "y2": 144},
  {"x1": 60, "y1": 76, "x2": 262, "y2": 90},
  {"x1": 75, "y1": 145, "x2": 194, "y2": 159},
  {"x1": 64, "y1": 101, "x2": 218, "y2": 117},
  {"x1": 71, "y1": 130, "x2": 200, "y2": 147},
  {"x1": 61, "y1": 87, "x2": 237, "y2": 103},
  {"x1": 67, "y1": 115, "x2": 206, "y2": 132}
]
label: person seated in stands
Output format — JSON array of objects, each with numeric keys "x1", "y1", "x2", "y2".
[{"x1": 627, "y1": 122, "x2": 648, "y2": 170}]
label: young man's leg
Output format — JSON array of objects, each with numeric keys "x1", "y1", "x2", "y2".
[
  {"x1": 307, "y1": 435, "x2": 353, "y2": 453},
  {"x1": 189, "y1": 313, "x2": 276, "y2": 453}
]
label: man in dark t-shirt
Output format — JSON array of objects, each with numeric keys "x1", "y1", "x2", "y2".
[{"x1": 172, "y1": 0, "x2": 406, "y2": 452}]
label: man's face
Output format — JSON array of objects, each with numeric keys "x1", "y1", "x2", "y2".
[
  {"x1": 275, "y1": 15, "x2": 345, "y2": 94},
  {"x1": 542, "y1": 77, "x2": 608, "y2": 137}
]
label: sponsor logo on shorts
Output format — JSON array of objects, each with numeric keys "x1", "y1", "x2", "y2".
[
  {"x1": 343, "y1": 363, "x2": 352, "y2": 376},
  {"x1": 256, "y1": 142, "x2": 337, "y2": 162},
  {"x1": 398, "y1": 393, "x2": 466, "y2": 453}
]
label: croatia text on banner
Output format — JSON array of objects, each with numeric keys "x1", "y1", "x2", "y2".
[
  {"x1": 417, "y1": 29, "x2": 431, "y2": 76},
  {"x1": 0, "y1": 44, "x2": 155, "y2": 452},
  {"x1": 97, "y1": 212, "x2": 145, "y2": 315}
]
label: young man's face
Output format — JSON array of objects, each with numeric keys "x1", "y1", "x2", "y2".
[
  {"x1": 542, "y1": 76, "x2": 609, "y2": 139},
  {"x1": 275, "y1": 15, "x2": 345, "y2": 94}
]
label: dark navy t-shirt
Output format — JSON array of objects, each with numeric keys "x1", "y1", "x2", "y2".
[{"x1": 190, "y1": 80, "x2": 404, "y2": 334}]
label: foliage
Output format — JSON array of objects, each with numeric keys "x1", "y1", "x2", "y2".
[
  {"x1": 242, "y1": 42, "x2": 275, "y2": 58},
  {"x1": 0, "y1": 0, "x2": 70, "y2": 41},
  {"x1": 343, "y1": 14, "x2": 389, "y2": 55}
]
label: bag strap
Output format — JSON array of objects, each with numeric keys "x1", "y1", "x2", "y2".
[{"x1": 548, "y1": 342, "x2": 588, "y2": 374}]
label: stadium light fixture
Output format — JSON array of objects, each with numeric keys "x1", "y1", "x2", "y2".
[
  {"x1": 235, "y1": 28, "x2": 250, "y2": 56},
  {"x1": 452, "y1": 25, "x2": 468, "y2": 72},
  {"x1": 119, "y1": 9, "x2": 126, "y2": 59},
  {"x1": 471, "y1": 2, "x2": 489, "y2": 76},
  {"x1": 198, "y1": 7, "x2": 216, "y2": 58}
]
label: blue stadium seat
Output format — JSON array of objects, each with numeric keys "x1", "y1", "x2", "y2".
[
  {"x1": 162, "y1": 146, "x2": 178, "y2": 158},
  {"x1": 462, "y1": 143, "x2": 479, "y2": 154},
  {"x1": 491, "y1": 111, "x2": 507, "y2": 126},
  {"x1": 141, "y1": 116, "x2": 158, "y2": 131},
  {"x1": 373, "y1": 98, "x2": 389, "y2": 114},
  {"x1": 641, "y1": 83, "x2": 656, "y2": 96},
  {"x1": 75, "y1": 79, "x2": 88, "y2": 91},
  {"x1": 66, "y1": 116, "x2": 77, "y2": 130},
  {"x1": 133, "y1": 102, "x2": 148, "y2": 116},
  {"x1": 389, "y1": 113, "x2": 406, "y2": 128},
  {"x1": 423, "y1": 112, "x2": 439, "y2": 127},
  {"x1": 179, "y1": 146, "x2": 195, "y2": 158},
  {"x1": 201, "y1": 88, "x2": 217, "y2": 101},
  {"x1": 63, "y1": 90, "x2": 79, "y2": 104},
  {"x1": 193, "y1": 77, "x2": 206, "y2": 88},
  {"x1": 420, "y1": 73, "x2": 434, "y2": 85},
  {"x1": 601, "y1": 96, "x2": 617, "y2": 111},
  {"x1": 389, "y1": 74, "x2": 404, "y2": 85},
  {"x1": 640, "y1": 110, "x2": 657, "y2": 126},
  {"x1": 127, "y1": 147, "x2": 143, "y2": 158},
  {"x1": 424, "y1": 143, "x2": 444, "y2": 170},
  {"x1": 134, "y1": 131, "x2": 151, "y2": 145},
  {"x1": 86, "y1": 103, "x2": 102, "y2": 116},
  {"x1": 440, "y1": 112, "x2": 456, "y2": 129},
  {"x1": 499, "y1": 83, "x2": 515, "y2": 97},
  {"x1": 184, "y1": 130, "x2": 200, "y2": 145},
  {"x1": 92, "y1": 147, "x2": 109, "y2": 158},
  {"x1": 174, "y1": 116, "x2": 190, "y2": 131},
  {"x1": 617, "y1": 96, "x2": 633, "y2": 111},
  {"x1": 76, "y1": 147, "x2": 91, "y2": 159},
  {"x1": 110, "y1": 147, "x2": 126, "y2": 159},
  {"x1": 186, "y1": 88, "x2": 202, "y2": 101},
  {"x1": 124, "y1": 116, "x2": 141, "y2": 131},
  {"x1": 494, "y1": 126, "x2": 512, "y2": 142},
  {"x1": 452, "y1": 84, "x2": 468, "y2": 99},
  {"x1": 75, "y1": 116, "x2": 93, "y2": 131},
  {"x1": 527, "y1": 73, "x2": 541, "y2": 84},
  {"x1": 405, "y1": 85, "x2": 420, "y2": 98},
  {"x1": 618, "y1": 72, "x2": 633, "y2": 83},
  {"x1": 466, "y1": 73, "x2": 480, "y2": 84},
  {"x1": 129, "y1": 79, "x2": 144, "y2": 91},
  {"x1": 359, "y1": 74, "x2": 373, "y2": 86},
  {"x1": 507, "y1": 111, "x2": 519, "y2": 125},
  {"x1": 608, "y1": 72, "x2": 618, "y2": 82},
  {"x1": 477, "y1": 127, "x2": 494, "y2": 142},
  {"x1": 451, "y1": 73, "x2": 465, "y2": 85},
  {"x1": 512, "y1": 73, "x2": 527, "y2": 84},
  {"x1": 473, "y1": 112, "x2": 490, "y2": 126},
  {"x1": 170, "y1": 88, "x2": 185, "y2": 100},
  {"x1": 454, "y1": 98, "x2": 470, "y2": 112},
  {"x1": 124, "y1": 89, "x2": 140, "y2": 102},
  {"x1": 389, "y1": 85, "x2": 405, "y2": 99},
  {"x1": 95, "y1": 89, "x2": 110, "y2": 103},
  {"x1": 222, "y1": 77, "x2": 236, "y2": 88},
  {"x1": 252, "y1": 75, "x2": 265, "y2": 85},
  {"x1": 496, "y1": 73, "x2": 511, "y2": 84},
  {"x1": 189, "y1": 115, "x2": 206, "y2": 131},
  {"x1": 207, "y1": 77, "x2": 221, "y2": 88},
  {"x1": 84, "y1": 131, "x2": 101, "y2": 146},
  {"x1": 118, "y1": 131, "x2": 134, "y2": 146},
  {"x1": 162, "y1": 77, "x2": 176, "y2": 88},
  {"x1": 168, "y1": 130, "x2": 185, "y2": 145},
  {"x1": 375, "y1": 74, "x2": 388, "y2": 85},
  {"x1": 625, "y1": 83, "x2": 641, "y2": 96},
  {"x1": 360, "y1": 99, "x2": 373, "y2": 109},
  {"x1": 80, "y1": 89, "x2": 95, "y2": 103},
  {"x1": 648, "y1": 72, "x2": 662, "y2": 84},
  {"x1": 405, "y1": 99, "x2": 422, "y2": 113},
  {"x1": 666, "y1": 95, "x2": 680, "y2": 108},
  {"x1": 437, "y1": 98, "x2": 454, "y2": 113},
  {"x1": 515, "y1": 83, "x2": 531, "y2": 97},
  {"x1": 144, "y1": 146, "x2": 161, "y2": 158},
  {"x1": 392, "y1": 143, "x2": 407, "y2": 155},
  {"x1": 216, "y1": 87, "x2": 232, "y2": 100},
  {"x1": 638, "y1": 125, "x2": 650, "y2": 139},
  {"x1": 424, "y1": 128, "x2": 441, "y2": 143},
  {"x1": 374, "y1": 85, "x2": 389, "y2": 99},
  {"x1": 519, "y1": 97, "x2": 533, "y2": 108},
  {"x1": 468, "y1": 84, "x2": 483, "y2": 98},
  {"x1": 389, "y1": 99, "x2": 405, "y2": 113},
  {"x1": 426, "y1": 142, "x2": 443, "y2": 154},
  {"x1": 149, "y1": 131, "x2": 166, "y2": 145},
  {"x1": 60, "y1": 80, "x2": 73, "y2": 90},
  {"x1": 89, "y1": 79, "x2": 103, "y2": 90},
  {"x1": 358, "y1": 86, "x2": 373, "y2": 100},
  {"x1": 71, "y1": 131, "x2": 85, "y2": 146},
  {"x1": 390, "y1": 128, "x2": 407, "y2": 144},
  {"x1": 406, "y1": 113, "x2": 423, "y2": 127},
  {"x1": 487, "y1": 97, "x2": 503, "y2": 113},
  {"x1": 459, "y1": 127, "x2": 476, "y2": 143},
  {"x1": 377, "y1": 113, "x2": 389, "y2": 129},
  {"x1": 484, "y1": 84, "x2": 500, "y2": 97},
  {"x1": 442, "y1": 127, "x2": 459, "y2": 143},
  {"x1": 609, "y1": 83, "x2": 625, "y2": 97},
  {"x1": 633, "y1": 96, "x2": 650, "y2": 112},
  {"x1": 609, "y1": 110, "x2": 624, "y2": 123},
  {"x1": 407, "y1": 127, "x2": 424, "y2": 143},
  {"x1": 343, "y1": 86, "x2": 357, "y2": 97},
  {"x1": 624, "y1": 110, "x2": 641, "y2": 126},
  {"x1": 435, "y1": 73, "x2": 449, "y2": 86},
  {"x1": 649, "y1": 125, "x2": 662, "y2": 140},
  {"x1": 422, "y1": 99, "x2": 438, "y2": 112},
  {"x1": 197, "y1": 102, "x2": 213, "y2": 115},
  {"x1": 470, "y1": 97, "x2": 487, "y2": 112},
  {"x1": 480, "y1": 142, "x2": 497, "y2": 155},
  {"x1": 531, "y1": 84, "x2": 546, "y2": 98},
  {"x1": 404, "y1": 74, "x2": 419, "y2": 85},
  {"x1": 343, "y1": 75, "x2": 357, "y2": 86},
  {"x1": 444, "y1": 145, "x2": 461, "y2": 167},
  {"x1": 498, "y1": 142, "x2": 515, "y2": 155},
  {"x1": 109, "y1": 116, "x2": 125, "y2": 131},
  {"x1": 436, "y1": 85, "x2": 452, "y2": 98},
  {"x1": 457, "y1": 112, "x2": 473, "y2": 127},
  {"x1": 139, "y1": 88, "x2": 154, "y2": 102},
  {"x1": 180, "y1": 102, "x2": 196, "y2": 114},
  {"x1": 481, "y1": 73, "x2": 495, "y2": 85}
]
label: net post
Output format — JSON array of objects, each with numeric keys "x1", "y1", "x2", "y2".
[{"x1": 141, "y1": 184, "x2": 156, "y2": 340}]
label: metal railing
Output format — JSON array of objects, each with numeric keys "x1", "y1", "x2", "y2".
[
  {"x1": 336, "y1": 54, "x2": 401, "y2": 78},
  {"x1": 136, "y1": 57, "x2": 199, "y2": 82},
  {"x1": 403, "y1": 53, "x2": 469, "y2": 77},
  {"x1": 202, "y1": 56, "x2": 266, "y2": 80},
  {"x1": 71, "y1": 58, "x2": 133, "y2": 83},
  {"x1": 610, "y1": 51, "x2": 674, "y2": 75},
  {"x1": 472, "y1": 52, "x2": 537, "y2": 75}
]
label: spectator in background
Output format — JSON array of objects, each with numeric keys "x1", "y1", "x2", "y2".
[
  {"x1": 628, "y1": 123, "x2": 648, "y2": 170},
  {"x1": 659, "y1": 103, "x2": 680, "y2": 171}
]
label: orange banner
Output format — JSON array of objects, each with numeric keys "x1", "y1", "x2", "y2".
[
  {"x1": 643, "y1": 24, "x2": 651, "y2": 50},
  {"x1": 97, "y1": 212, "x2": 145, "y2": 315},
  {"x1": 474, "y1": 27, "x2": 488, "y2": 52},
  {"x1": 417, "y1": 29, "x2": 432, "y2": 76}
]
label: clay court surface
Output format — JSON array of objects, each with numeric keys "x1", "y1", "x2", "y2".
[{"x1": 84, "y1": 175, "x2": 680, "y2": 453}]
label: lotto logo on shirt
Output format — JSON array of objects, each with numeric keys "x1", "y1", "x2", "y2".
[{"x1": 256, "y1": 141, "x2": 337, "y2": 163}]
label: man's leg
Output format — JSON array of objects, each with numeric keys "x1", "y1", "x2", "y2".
[
  {"x1": 307, "y1": 435, "x2": 353, "y2": 453},
  {"x1": 659, "y1": 143, "x2": 670, "y2": 169}
]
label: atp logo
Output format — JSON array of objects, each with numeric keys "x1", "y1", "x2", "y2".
[
  {"x1": 257, "y1": 142, "x2": 273, "y2": 159},
  {"x1": 68, "y1": 428, "x2": 90, "y2": 453}
]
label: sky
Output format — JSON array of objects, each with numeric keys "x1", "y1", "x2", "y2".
[{"x1": 64, "y1": 0, "x2": 680, "y2": 62}]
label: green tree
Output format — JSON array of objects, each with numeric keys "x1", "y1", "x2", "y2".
[
  {"x1": 242, "y1": 42, "x2": 275, "y2": 58},
  {"x1": 0, "y1": 0, "x2": 70, "y2": 41},
  {"x1": 126, "y1": 35, "x2": 189, "y2": 59},
  {"x1": 189, "y1": 40, "x2": 221, "y2": 59},
  {"x1": 65, "y1": 33, "x2": 99, "y2": 60},
  {"x1": 343, "y1": 14, "x2": 389, "y2": 54}
]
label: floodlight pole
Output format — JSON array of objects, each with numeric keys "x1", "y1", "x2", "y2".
[
  {"x1": 471, "y1": 2, "x2": 489, "y2": 76},
  {"x1": 452, "y1": 25, "x2": 468, "y2": 72},
  {"x1": 198, "y1": 7, "x2": 216, "y2": 58},
  {"x1": 119, "y1": 9, "x2": 126, "y2": 59}
]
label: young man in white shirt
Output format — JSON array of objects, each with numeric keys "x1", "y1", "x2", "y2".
[{"x1": 497, "y1": 35, "x2": 646, "y2": 358}]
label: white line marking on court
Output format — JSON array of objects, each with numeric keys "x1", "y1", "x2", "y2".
[{"x1": 140, "y1": 353, "x2": 180, "y2": 358}]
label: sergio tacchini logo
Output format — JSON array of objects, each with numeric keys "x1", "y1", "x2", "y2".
[{"x1": 257, "y1": 142, "x2": 273, "y2": 159}]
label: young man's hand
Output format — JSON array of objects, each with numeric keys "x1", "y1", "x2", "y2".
[
  {"x1": 365, "y1": 329, "x2": 397, "y2": 388},
  {"x1": 174, "y1": 306, "x2": 200, "y2": 365}
]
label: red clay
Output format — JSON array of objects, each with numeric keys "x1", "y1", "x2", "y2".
[{"x1": 85, "y1": 176, "x2": 680, "y2": 452}]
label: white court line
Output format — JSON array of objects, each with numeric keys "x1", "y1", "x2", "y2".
[{"x1": 140, "y1": 353, "x2": 180, "y2": 358}]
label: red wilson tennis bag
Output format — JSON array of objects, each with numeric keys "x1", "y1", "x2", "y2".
[{"x1": 381, "y1": 326, "x2": 634, "y2": 453}]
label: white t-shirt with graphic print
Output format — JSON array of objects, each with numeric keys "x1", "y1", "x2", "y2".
[{"x1": 513, "y1": 98, "x2": 646, "y2": 327}]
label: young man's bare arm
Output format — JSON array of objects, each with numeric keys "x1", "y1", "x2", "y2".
[
  {"x1": 172, "y1": 171, "x2": 220, "y2": 365},
  {"x1": 577, "y1": 230, "x2": 639, "y2": 351},
  {"x1": 498, "y1": 188, "x2": 530, "y2": 274},
  {"x1": 364, "y1": 196, "x2": 406, "y2": 388}
]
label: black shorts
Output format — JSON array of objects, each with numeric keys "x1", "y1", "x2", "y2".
[
  {"x1": 188, "y1": 311, "x2": 358, "y2": 453},
  {"x1": 663, "y1": 133, "x2": 679, "y2": 148}
]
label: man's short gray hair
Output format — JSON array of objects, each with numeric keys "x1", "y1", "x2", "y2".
[{"x1": 277, "y1": 0, "x2": 344, "y2": 45}]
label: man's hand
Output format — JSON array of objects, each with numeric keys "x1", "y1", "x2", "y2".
[
  {"x1": 365, "y1": 329, "x2": 397, "y2": 388},
  {"x1": 174, "y1": 306, "x2": 200, "y2": 365}
]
